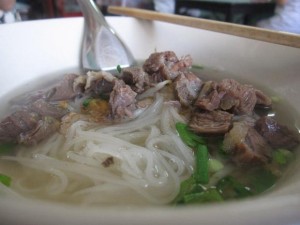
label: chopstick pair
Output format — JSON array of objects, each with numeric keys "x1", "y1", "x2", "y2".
[{"x1": 108, "y1": 6, "x2": 300, "y2": 48}]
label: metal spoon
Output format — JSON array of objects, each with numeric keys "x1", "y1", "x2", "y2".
[{"x1": 77, "y1": 0, "x2": 135, "y2": 73}]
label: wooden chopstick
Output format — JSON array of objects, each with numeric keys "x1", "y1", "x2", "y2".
[{"x1": 108, "y1": 6, "x2": 300, "y2": 48}]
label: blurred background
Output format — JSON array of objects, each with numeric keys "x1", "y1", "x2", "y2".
[
  {"x1": 14, "y1": 0, "x2": 275, "y2": 25},
  {"x1": 1, "y1": 0, "x2": 299, "y2": 34}
]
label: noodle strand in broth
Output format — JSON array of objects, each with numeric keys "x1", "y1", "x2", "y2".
[{"x1": 1, "y1": 94, "x2": 193, "y2": 205}]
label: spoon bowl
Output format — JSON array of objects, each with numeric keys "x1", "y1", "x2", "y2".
[{"x1": 77, "y1": 0, "x2": 135, "y2": 73}]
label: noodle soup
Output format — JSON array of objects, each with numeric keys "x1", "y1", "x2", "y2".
[{"x1": 0, "y1": 51, "x2": 298, "y2": 207}]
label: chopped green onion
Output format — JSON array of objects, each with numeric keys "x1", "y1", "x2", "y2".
[
  {"x1": 192, "y1": 64, "x2": 204, "y2": 70},
  {"x1": 189, "y1": 133, "x2": 206, "y2": 145},
  {"x1": 0, "y1": 143, "x2": 16, "y2": 154},
  {"x1": 175, "y1": 122, "x2": 196, "y2": 147},
  {"x1": 272, "y1": 148, "x2": 293, "y2": 165},
  {"x1": 183, "y1": 188, "x2": 223, "y2": 204},
  {"x1": 175, "y1": 122, "x2": 206, "y2": 148},
  {"x1": 271, "y1": 96, "x2": 281, "y2": 103},
  {"x1": 216, "y1": 176, "x2": 253, "y2": 199},
  {"x1": 249, "y1": 169, "x2": 277, "y2": 194},
  {"x1": 0, "y1": 174, "x2": 11, "y2": 187},
  {"x1": 82, "y1": 98, "x2": 92, "y2": 108},
  {"x1": 209, "y1": 158, "x2": 224, "y2": 173},
  {"x1": 194, "y1": 144, "x2": 209, "y2": 184},
  {"x1": 116, "y1": 65, "x2": 122, "y2": 73},
  {"x1": 174, "y1": 176, "x2": 205, "y2": 204}
]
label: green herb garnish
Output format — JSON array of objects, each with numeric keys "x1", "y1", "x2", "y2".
[
  {"x1": 183, "y1": 188, "x2": 223, "y2": 204},
  {"x1": 175, "y1": 122, "x2": 206, "y2": 148},
  {"x1": 82, "y1": 98, "x2": 92, "y2": 108},
  {"x1": 0, "y1": 174, "x2": 11, "y2": 187},
  {"x1": 272, "y1": 148, "x2": 293, "y2": 165},
  {"x1": 194, "y1": 144, "x2": 209, "y2": 184},
  {"x1": 192, "y1": 64, "x2": 204, "y2": 70},
  {"x1": 116, "y1": 65, "x2": 122, "y2": 73},
  {"x1": 216, "y1": 176, "x2": 253, "y2": 199},
  {"x1": 0, "y1": 143, "x2": 16, "y2": 154}
]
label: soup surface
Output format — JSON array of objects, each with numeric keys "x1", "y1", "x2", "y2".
[{"x1": 0, "y1": 51, "x2": 299, "y2": 206}]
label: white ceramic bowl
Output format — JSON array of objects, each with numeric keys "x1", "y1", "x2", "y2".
[{"x1": 0, "y1": 17, "x2": 300, "y2": 225}]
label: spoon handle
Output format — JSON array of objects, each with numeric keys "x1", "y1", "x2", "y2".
[{"x1": 77, "y1": 0, "x2": 109, "y2": 29}]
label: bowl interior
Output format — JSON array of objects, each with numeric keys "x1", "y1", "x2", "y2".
[{"x1": 0, "y1": 17, "x2": 300, "y2": 225}]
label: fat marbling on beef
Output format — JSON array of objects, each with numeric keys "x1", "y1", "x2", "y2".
[
  {"x1": 223, "y1": 122, "x2": 272, "y2": 166},
  {"x1": 189, "y1": 110, "x2": 233, "y2": 134}
]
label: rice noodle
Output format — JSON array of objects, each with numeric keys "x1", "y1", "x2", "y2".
[
  {"x1": 137, "y1": 80, "x2": 171, "y2": 100},
  {"x1": 0, "y1": 94, "x2": 194, "y2": 206}
]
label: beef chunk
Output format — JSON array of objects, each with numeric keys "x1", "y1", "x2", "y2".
[
  {"x1": 218, "y1": 79, "x2": 257, "y2": 115},
  {"x1": 121, "y1": 66, "x2": 150, "y2": 93},
  {"x1": 189, "y1": 110, "x2": 233, "y2": 134},
  {"x1": 0, "y1": 110, "x2": 40, "y2": 142},
  {"x1": 109, "y1": 80, "x2": 137, "y2": 118},
  {"x1": 255, "y1": 89, "x2": 272, "y2": 108},
  {"x1": 255, "y1": 116, "x2": 300, "y2": 150},
  {"x1": 194, "y1": 81, "x2": 225, "y2": 111},
  {"x1": 223, "y1": 122, "x2": 272, "y2": 166},
  {"x1": 19, "y1": 116, "x2": 60, "y2": 145},
  {"x1": 31, "y1": 99, "x2": 69, "y2": 119},
  {"x1": 174, "y1": 71, "x2": 202, "y2": 107},
  {"x1": 85, "y1": 71, "x2": 116, "y2": 97},
  {"x1": 194, "y1": 79, "x2": 258, "y2": 115},
  {"x1": 0, "y1": 97, "x2": 69, "y2": 144},
  {"x1": 48, "y1": 74, "x2": 83, "y2": 101},
  {"x1": 143, "y1": 51, "x2": 192, "y2": 82}
]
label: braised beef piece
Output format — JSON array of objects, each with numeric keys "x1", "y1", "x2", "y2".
[
  {"x1": 174, "y1": 71, "x2": 202, "y2": 107},
  {"x1": 194, "y1": 81, "x2": 225, "y2": 111},
  {"x1": 223, "y1": 122, "x2": 272, "y2": 166},
  {"x1": 0, "y1": 73, "x2": 74, "y2": 145},
  {"x1": 31, "y1": 99, "x2": 69, "y2": 119},
  {"x1": 121, "y1": 66, "x2": 150, "y2": 93},
  {"x1": 0, "y1": 110, "x2": 40, "y2": 143},
  {"x1": 0, "y1": 98, "x2": 69, "y2": 144},
  {"x1": 194, "y1": 79, "x2": 272, "y2": 115},
  {"x1": 85, "y1": 71, "x2": 116, "y2": 98},
  {"x1": 189, "y1": 110, "x2": 233, "y2": 134},
  {"x1": 218, "y1": 79, "x2": 257, "y2": 115},
  {"x1": 19, "y1": 116, "x2": 60, "y2": 145},
  {"x1": 255, "y1": 116, "x2": 300, "y2": 150},
  {"x1": 143, "y1": 51, "x2": 192, "y2": 82},
  {"x1": 109, "y1": 80, "x2": 137, "y2": 118},
  {"x1": 47, "y1": 74, "x2": 83, "y2": 101}
]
